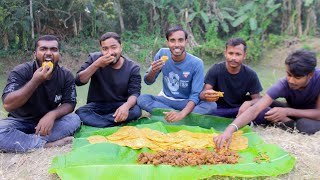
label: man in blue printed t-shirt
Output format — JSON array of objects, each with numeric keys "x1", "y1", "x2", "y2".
[{"x1": 137, "y1": 25, "x2": 216, "y2": 122}]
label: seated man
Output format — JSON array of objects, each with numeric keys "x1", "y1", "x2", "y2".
[
  {"x1": 0, "y1": 35, "x2": 80, "y2": 153},
  {"x1": 215, "y1": 50, "x2": 320, "y2": 149},
  {"x1": 200, "y1": 38, "x2": 263, "y2": 118},
  {"x1": 75, "y1": 32, "x2": 141, "y2": 127},
  {"x1": 137, "y1": 25, "x2": 216, "y2": 122}
]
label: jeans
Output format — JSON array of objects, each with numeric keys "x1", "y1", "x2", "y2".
[
  {"x1": 75, "y1": 102, "x2": 142, "y2": 128},
  {"x1": 137, "y1": 94, "x2": 217, "y2": 115},
  {"x1": 0, "y1": 113, "x2": 80, "y2": 153}
]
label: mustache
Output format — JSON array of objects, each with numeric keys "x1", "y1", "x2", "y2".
[{"x1": 228, "y1": 59, "x2": 238, "y2": 63}]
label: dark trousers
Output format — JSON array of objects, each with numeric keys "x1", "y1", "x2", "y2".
[{"x1": 75, "y1": 102, "x2": 141, "y2": 128}]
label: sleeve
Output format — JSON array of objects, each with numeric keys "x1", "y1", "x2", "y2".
[
  {"x1": 266, "y1": 78, "x2": 287, "y2": 100},
  {"x1": 61, "y1": 71, "x2": 77, "y2": 106},
  {"x1": 2, "y1": 67, "x2": 29, "y2": 102},
  {"x1": 128, "y1": 64, "x2": 141, "y2": 97},
  {"x1": 143, "y1": 49, "x2": 163, "y2": 85},
  {"x1": 189, "y1": 60, "x2": 205, "y2": 104},
  {"x1": 204, "y1": 64, "x2": 218, "y2": 87},
  {"x1": 249, "y1": 71, "x2": 263, "y2": 94},
  {"x1": 75, "y1": 53, "x2": 96, "y2": 86}
]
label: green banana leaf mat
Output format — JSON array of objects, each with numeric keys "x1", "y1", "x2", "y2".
[{"x1": 49, "y1": 109, "x2": 296, "y2": 179}]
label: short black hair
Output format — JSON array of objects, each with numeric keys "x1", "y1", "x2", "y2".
[
  {"x1": 165, "y1": 25, "x2": 188, "y2": 40},
  {"x1": 99, "y1": 32, "x2": 121, "y2": 45},
  {"x1": 35, "y1": 35, "x2": 60, "y2": 50},
  {"x1": 225, "y1": 38, "x2": 247, "y2": 52},
  {"x1": 285, "y1": 50, "x2": 317, "y2": 77}
]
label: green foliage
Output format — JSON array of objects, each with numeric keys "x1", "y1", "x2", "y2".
[
  {"x1": 0, "y1": 0, "x2": 319, "y2": 68},
  {"x1": 63, "y1": 37, "x2": 99, "y2": 57},
  {"x1": 193, "y1": 22, "x2": 225, "y2": 63},
  {"x1": 265, "y1": 34, "x2": 285, "y2": 48},
  {"x1": 302, "y1": 44, "x2": 312, "y2": 51},
  {"x1": 121, "y1": 31, "x2": 165, "y2": 65},
  {"x1": 245, "y1": 37, "x2": 262, "y2": 63}
]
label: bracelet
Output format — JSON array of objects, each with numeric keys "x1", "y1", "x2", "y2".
[{"x1": 229, "y1": 123, "x2": 239, "y2": 131}]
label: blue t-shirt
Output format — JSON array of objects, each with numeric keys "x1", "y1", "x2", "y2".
[
  {"x1": 267, "y1": 69, "x2": 320, "y2": 109},
  {"x1": 144, "y1": 48, "x2": 204, "y2": 104}
]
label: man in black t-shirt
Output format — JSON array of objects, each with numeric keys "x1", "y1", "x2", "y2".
[
  {"x1": 75, "y1": 32, "x2": 141, "y2": 127},
  {"x1": 200, "y1": 38, "x2": 263, "y2": 118},
  {"x1": 0, "y1": 35, "x2": 80, "y2": 153}
]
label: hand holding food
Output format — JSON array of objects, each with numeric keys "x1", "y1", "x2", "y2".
[
  {"x1": 42, "y1": 61, "x2": 54, "y2": 69},
  {"x1": 161, "y1": 56, "x2": 168, "y2": 62},
  {"x1": 204, "y1": 90, "x2": 224, "y2": 102},
  {"x1": 151, "y1": 58, "x2": 165, "y2": 73}
]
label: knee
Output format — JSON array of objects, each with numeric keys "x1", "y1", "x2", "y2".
[
  {"x1": 253, "y1": 108, "x2": 271, "y2": 125},
  {"x1": 195, "y1": 101, "x2": 217, "y2": 115},
  {"x1": 133, "y1": 105, "x2": 142, "y2": 118},
  {"x1": 75, "y1": 106, "x2": 90, "y2": 119},
  {"x1": 137, "y1": 94, "x2": 153, "y2": 107},
  {"x1": 296, "y1": 119, "x2": 320, "y2": 134},
  {"x1": 62, "y1": 113, "x2": 81, "y2": 131}
]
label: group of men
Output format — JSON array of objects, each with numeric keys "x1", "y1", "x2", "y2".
[{"x1": 1, "y1": 26, "x2": 319, "y2": 153}]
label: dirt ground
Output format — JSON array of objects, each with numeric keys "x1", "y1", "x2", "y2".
[{"x1": 1, "y1": 38, "x2": 320, "y2": 179}]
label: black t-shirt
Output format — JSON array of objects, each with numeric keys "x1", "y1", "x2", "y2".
[
  {"x1": 2, "y1": 61, "x2": 77, "y2": 120},
  {"x1": 205, "y1": 62, "x2": 262, "y2": 108},
  {"x1": 75, "y1": 52, "x2": 141, "y2": 103}
]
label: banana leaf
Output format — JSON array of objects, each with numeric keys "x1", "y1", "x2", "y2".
[{"x1": 49, "y1": 109, "x2": 295, "y2": 179}]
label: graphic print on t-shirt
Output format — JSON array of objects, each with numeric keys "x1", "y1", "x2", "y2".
[
  {"x1": 164, "y1": 71, "x2": 190, "y2": 95},
  {"x1": 165, "y1": 72, "x2": 180, "y2": 94}
]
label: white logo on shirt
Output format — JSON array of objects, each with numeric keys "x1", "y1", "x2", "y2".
[
  {"x1": 54, "y1": 94, "x2": 62, "y2": 103},
  {"x1": 183, "y1": 71, "x2": 190, "y2": 78}
]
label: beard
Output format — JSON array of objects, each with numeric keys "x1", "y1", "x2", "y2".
[
  {"x1": 35, "y1": 58, "x2": 57, "y2": 71},
  {"x1": 111, "y1": 55, "x2": 121, "y2": 65}
]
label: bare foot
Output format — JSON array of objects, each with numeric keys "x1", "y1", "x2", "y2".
[{"x1": 44, "y1": 136, "x2": 74, "y2": 148}]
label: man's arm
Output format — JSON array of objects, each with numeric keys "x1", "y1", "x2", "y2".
[
  {"x1": 77, "y1": 61, "x2": 100, "y2": 84},
  {"x1": 285, "y1": 94, "x2": 320, "y2": 120},
  {"x1": 264, "y1": 94, "x2": 320, "y2": 122},
  {"x1": 77, "y1": 54, "x2": 115, "y2": 84},
  {"x1": 214, "y1": 94, "x2": 273, "y2": 149},
  {"x1": 237, "y1": 93, "x2": 261, "y2": 116},
  {"x1": 265, "y1": 94, "x2": 320, "y2": 122},
  {"x1": 199, "y1": 84, "x2": 220, "y2": 102},
  {"x1": 114, "y1": 95, "x2": 138, "y2": 122},
  {"x1": 163, "y1": 101, "x2": 196, "y2": 122},
  {"x1": 3, "y1": 67, "x2": 53, "y2": 112},
  {"x1": 35, "y1": 103, "x2": 75, "y2": 136},
  {"x1": 145, "y1": 60, "x2": 164, "y2": 84}
]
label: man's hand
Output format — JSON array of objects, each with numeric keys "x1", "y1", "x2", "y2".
[
  {"x1": 33, "y1": 65, "x2": 54, "y2": 83},
  {"x1": 96, "y1": 54, "x2": 115, "y2": 68},
  {"x1": 150, "y1": 59, "x2": 164, "y2": 73},
  {"x1": 204, "y1": 89, "x2": 219, "y2": 102},
  {"x1": 265, "y1": 107, "x2": 288, "y2": 122},
  {"x1": 35, "y1": 112, "x2": 56, "y2": 136},
  {"x1": 213, "y1": 130, "x2": 233, "y2": 150},
  {"x1": 163, "y1": 111, "x2": 185, "y2": 122},
  {"x1": 237, "y1": 101, "x2": 252, "y2": 117},
  {"x1": 113, "y1": 103, "x2": 130, "y2": 123}
]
